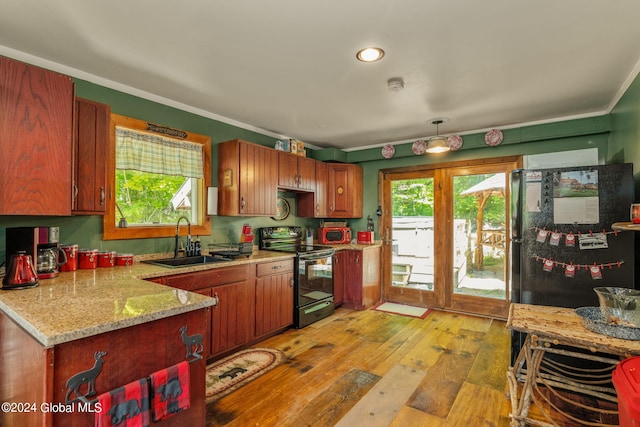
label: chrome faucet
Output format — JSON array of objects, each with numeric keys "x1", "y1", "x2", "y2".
[{"x1": 174, "y1": 216, "x2": 192, "y2": 258}]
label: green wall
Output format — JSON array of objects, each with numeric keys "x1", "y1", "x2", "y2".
[
  {"x1": 345, "y1": 118, "x2": 614, "y2": 234},
  {"x1": 2, "y1": 71, "x2": 640, "y2": 261},
  {"x1": 610, "y1": 72, "x2": 640, "y2": 199}
]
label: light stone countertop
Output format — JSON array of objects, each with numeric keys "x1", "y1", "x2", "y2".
[{"x1": 0, "y1": 250, "x2": 295, "y2": 348}]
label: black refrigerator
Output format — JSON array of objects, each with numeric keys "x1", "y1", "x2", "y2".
[{"x1": 510, "y1": 163, "x2": 635, "y2": 361}]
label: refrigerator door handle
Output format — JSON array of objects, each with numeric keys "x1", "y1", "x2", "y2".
[{"x1": 511, "y1": 169, "x2": 524, "y2": 241}]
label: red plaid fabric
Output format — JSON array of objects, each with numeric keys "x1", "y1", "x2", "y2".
[
  {"x1": 95, "y1": 378, "x2": 150, "y2": 427},
  {"x1": 150, "y1": 361, "x2": 191, "y2": 422}
]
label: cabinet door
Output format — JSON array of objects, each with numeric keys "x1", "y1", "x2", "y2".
[
  {"x1": 297, "y1": 160, "x2": 327, "y2": 218},
  {"x1": 255, "y1": 272, "x2": 294, "y2": 337},
  {"x1": 210, "y1": 280, "x2": 251, "y2": 357},
  {"x1": 0, "y1": 56, "x2": 74, "y2": 215},
  {"x1": 343, "y1": 250, "x2": 364, "y2": 309},
  {"x1": 327, "y1": 163, "x2": 363, "y2": 218},
  {"x1": 193, "y1": 287, "x2": 213, "y2": 358},
  {"x1": 342, "y1": 248, "x2": 381, "y2": 310},
  {"x1": 73, "y1": 98, "x2": 110, "y2": 214},
  {"x1": 277, "y1": 151, "x2": 299, "y2": 189},
  {"x1": 332, "y1": 250, "x2": 345, "y2": 306},
  {"x1": 239, "y1": 141, "x2": 278, "y2": 215},
  {"x1": 297, "y1": 156, "x2": 316, "y2": 191}
]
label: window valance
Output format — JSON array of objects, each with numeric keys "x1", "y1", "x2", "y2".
[{"x1": 115, "y1": 127, "x2": 204, "y2": 178}]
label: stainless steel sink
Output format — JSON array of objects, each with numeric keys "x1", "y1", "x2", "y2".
[{"x1": 142, "y1": 255, "x2": 230, "y2": 268}]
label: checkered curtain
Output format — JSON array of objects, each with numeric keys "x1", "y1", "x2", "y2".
[{"x1": 116, "y1": 127, "x2": 204, "y2": 178}]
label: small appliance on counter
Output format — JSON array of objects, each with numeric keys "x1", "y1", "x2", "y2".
[
  {"x1": 318, "y1": 221, "x2": 351, "y2": 245},
  {"x1": 6, "y1": 226, "x2": 67, "y2": 279},
  {"x1": 356, "y1": 231, "x2": 374, "y2": 245},
  {"x1": 2, "y1": 251, "x2": 39, "y2": 290}
]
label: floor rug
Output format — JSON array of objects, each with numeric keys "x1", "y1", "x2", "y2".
[
  {"x1": 371, "y1": 302, "x2": 431, "y2": 319},
  {"x1": 205, "y1": 347, "x2": 285, "y2": 403}
]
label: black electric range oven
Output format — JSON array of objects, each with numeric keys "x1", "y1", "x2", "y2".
[{"x1": 259, "y1": 227, "x2": 335, "y2": 328}]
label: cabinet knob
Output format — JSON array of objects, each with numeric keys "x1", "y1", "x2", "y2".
[
  {"x1": 240, "y1": 197, "x2": 245, "y2": 210},
  {"x1": 100, "y1": 186, "x2": 105, "y2": 206},
  {"x1": 272, "y1": 265, "x2": 282, "y2": 270}
]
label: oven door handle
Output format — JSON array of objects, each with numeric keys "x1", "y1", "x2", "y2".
[
  {"x1": 298, "y1": 250, "x2": 335, "y2": 260},
  {"x1": 303, "y1": 300, "x2": 332, "y2": 314}
]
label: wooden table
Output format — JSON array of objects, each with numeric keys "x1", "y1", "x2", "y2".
[{"x1": 506, "y1": 303, "x2": 640, "y2": 427}]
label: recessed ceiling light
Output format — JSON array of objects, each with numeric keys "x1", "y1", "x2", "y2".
[{"x1": 356, "y1": 47, "x2": 385, "y2": 62}]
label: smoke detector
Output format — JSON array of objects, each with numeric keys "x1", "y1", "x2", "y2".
[{"x1": 387, "y1": 77, "x2": 404, "y2": 92}]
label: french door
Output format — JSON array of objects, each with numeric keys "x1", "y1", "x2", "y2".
[{"x1": 380, "y1": 156, "x2": 522, "y2": 318}]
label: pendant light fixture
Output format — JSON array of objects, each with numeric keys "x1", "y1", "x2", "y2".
[{"x1": 426, "y1": 119, "x2": 450, "y2": 154}]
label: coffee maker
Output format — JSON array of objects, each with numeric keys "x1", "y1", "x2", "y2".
[{"x1": 6, "y1": 227, "x2": 67, "y2": 279}]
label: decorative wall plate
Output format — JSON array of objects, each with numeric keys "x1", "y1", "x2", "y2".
[
  {"x1": 271, "y1": 197, "x2": 290, "y2": 221},
  {"x1": 447, "y1": 135, "x2": 463, "y2": 151},
  {"x1": 411, "y1": 139, "x2": 426, "y2": 155},
  {"x1": 381, "y1": 144, "x2": 395, "y2": 159},
  {"x1": 484, "y1": 129, "x2": 503, "y2": 146}
]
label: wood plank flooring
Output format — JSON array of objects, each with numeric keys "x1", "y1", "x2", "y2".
[{"x1": 206, "y1": 307, "x2": 513, "y2": 426}]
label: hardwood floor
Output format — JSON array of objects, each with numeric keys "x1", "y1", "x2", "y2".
[{"x1": 206, "y1": 307, "x2": 514, "y2": 426}]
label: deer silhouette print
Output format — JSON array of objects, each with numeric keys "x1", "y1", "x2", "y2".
[
  {"x1": 179, "y1": 326, "x2": 203, "y2": 361},
  {"x1": 65, "y1": 351, "x2": 107, "y2": 404}
]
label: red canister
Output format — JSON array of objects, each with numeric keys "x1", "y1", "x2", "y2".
[
  {"x1": 78, "y1": 249, "x2": 98, "y2": 269},
  {"x1": 98, "y1": 251, "x2": 116, "y2": 268},
  {"x1": 115, "y1": 254, "x2": 134, "y2": 266},
  {"x1": 60, "y1": 244, "x2": 78, "y2": 272}
]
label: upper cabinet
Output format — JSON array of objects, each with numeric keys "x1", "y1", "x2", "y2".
[
  {"x1": 277, "y1": 151, "x2": 316, "y2": 192},
  {"x1": 297, "y1": 160, "x2": 328, "y2": 218},
  {"x1": 0, "y1": 56, "x2": 74, "y2": 215},
  {"x1": 218, "y1": 139, "x2": 278, "y2": 216},
  {"x1": 327, "y1": 163, "x2": 363, "y2": 218},
  {"x1": 72, "y1": 98, "x2": 110, "y2": 215}
]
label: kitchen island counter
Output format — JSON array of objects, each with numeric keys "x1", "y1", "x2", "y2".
[
  {"x1": 0, "y1": 249, "x2": 294, "y2": 347},
  {"x1": 0, "y1": 249, "x2": 295, "y2": 427}
]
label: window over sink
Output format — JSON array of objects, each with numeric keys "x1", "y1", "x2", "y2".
[{"x1": 103, "y1": 114, "x2": 211, "y2": 240}]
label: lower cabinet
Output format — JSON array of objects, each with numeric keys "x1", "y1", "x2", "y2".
[
  {"x1": 332, "y1": 251, "x2": 346, "y2": 307},
  {"x1": 163, "y1": 264, "x2": 251, "y2": 359},
  {"x1": 254, "y1": 259, "x2": 294, "y2": 339},
  {"x1": 341, "y1": 246, "x2": 381, "y2": 310}
]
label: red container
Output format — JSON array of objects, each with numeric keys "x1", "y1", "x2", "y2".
[
  {"x1": 613, "y1": 356, "x2": 640, "y2": 427},
  {"x1": 60, "y1": 244, "x2": 78, "y2": 272},
  {"x1": 78, "y1": 249, "x2": 98, "y2": 269},
  {"x1": 115, "y1": 254, "x2": 134, "y2": 266},
  {"x1": 357, "y1": 231, "x2": 374, "y2": 245},
  {"x1": 98, "y1": 251, "x2": 116, "y2": 268}
]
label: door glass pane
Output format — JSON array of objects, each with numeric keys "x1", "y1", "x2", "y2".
[
  {"x1": 453, "y1": 173, "x2": 506, "y2": 299},
  {"x1": 391, "y1": 178, "x2": 435, "y2": 291}
]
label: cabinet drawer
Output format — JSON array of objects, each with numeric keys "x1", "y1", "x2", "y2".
[
  {"x1": 256, "y1": 259, "x2": 294, "y2": 277},
  {"x1": 165, "y1": 265, "x2": 249, "y2": 291}
]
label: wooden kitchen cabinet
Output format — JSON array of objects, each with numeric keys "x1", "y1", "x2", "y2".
[
  {"x1": 0, "y1": 308, "x2": 207, "y2": 427},
  {"x1": 254, "y1": 259, "x2": 294, "y2": 339},
  {"x1": 163, "y1": 264, "x2": 252, "y2": 359},
  {"x1": 0, "y1": 55, "x2": 74, "y2": 215},
  {"x1": 342, "y1": 246, "x2": 381, "y2": 310},
  {"x1": 277, "y1": 151, "x2": 316, "y2": 191},
  {"x1": 297, "y1": 160, "x2": 328, "y2": 218},
  {"x1": 332, "y1": 250, "x2": 346, "y2": 306},
  {"x1": 327, "y1": 163, "x2": 363, "y2": 218},
  {"x1": 218, "y1": 139, "x2": 278, "y2": 216},
  {"x1": 72, "y1": 98, "x2": 110, "y2": 214}
]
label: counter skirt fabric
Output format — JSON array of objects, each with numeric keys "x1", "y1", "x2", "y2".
[
  {"x1": 150, "y1": 361, "x2": 191, "y2": 422},
  {"x1": 95, "y1": 378, "x2": 150, "y2": 427}
]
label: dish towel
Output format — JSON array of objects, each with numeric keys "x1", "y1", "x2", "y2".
[
  {"x1": 150, "y1": 361, "x2": 191, "y2": 422},
  {"x1": 95, "y1": 378, "x2": 150, "y2": 427}
]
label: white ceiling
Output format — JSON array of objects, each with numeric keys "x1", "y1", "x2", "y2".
[{"x1": 2, "y1": 0, "x2": 640, "y2": 151}]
